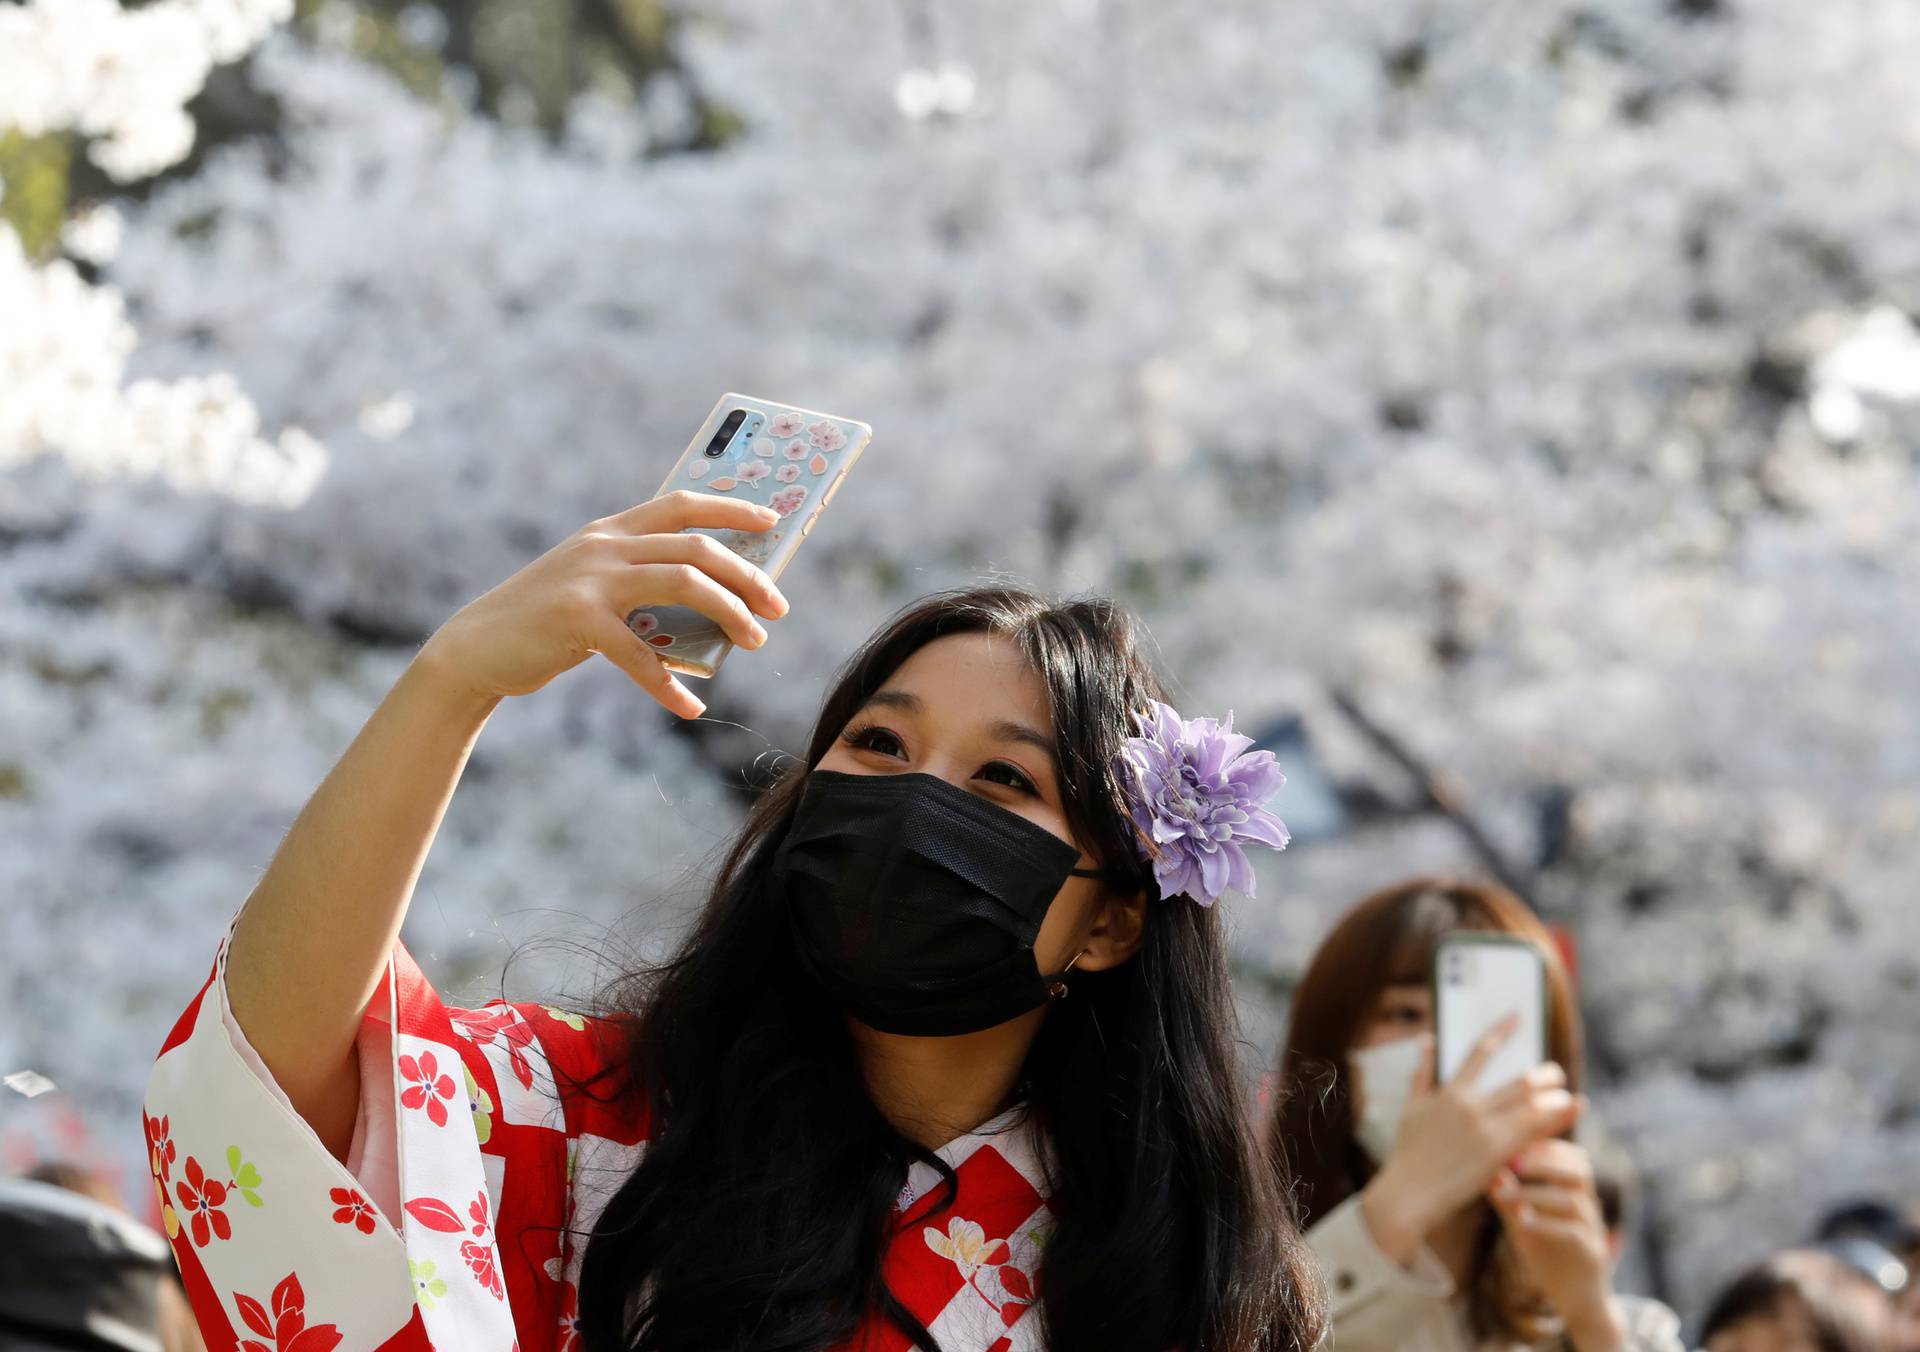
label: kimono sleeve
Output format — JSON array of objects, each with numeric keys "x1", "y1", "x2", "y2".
[{"x1": 143, "y1": 905, "x2": 591, "y2": 1351}]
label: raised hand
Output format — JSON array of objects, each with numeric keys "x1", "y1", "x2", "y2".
[
  {"x1": 419, "y1": 491, "x2": 790, "y2": 718},
  {"x1": 1489, "y1": 1139, "x2": 1624, "y2": 1352},
  {"x1": 1359, "y1": 1016, "x2": 1585, "y2": 1264}
]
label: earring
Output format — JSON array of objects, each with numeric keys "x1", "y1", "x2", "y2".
[{"x1": 1048, "y1": 950, "x2": 1087, "y2": 1000}]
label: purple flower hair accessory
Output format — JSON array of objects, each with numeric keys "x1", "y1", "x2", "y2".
[{"x1": 1116, "y1": 700, "x2": 1290, "y2": 907}]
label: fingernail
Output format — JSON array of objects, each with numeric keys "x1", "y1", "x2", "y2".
[
  {"x1": 750, "y1": 622, "x2": 768, "y2": 647},
  {"x1": 1518, "y1": 1205, "x2": 1537, "y2": 1227}
]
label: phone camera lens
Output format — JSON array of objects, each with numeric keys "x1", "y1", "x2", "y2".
[{"x1": 705, "y1": 408, "x2": 748, "y2": 458}]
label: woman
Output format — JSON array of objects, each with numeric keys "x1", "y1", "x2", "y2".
[
  {"x1": 1699, "y1": 1249, "x2": 1894, "y2": 1352},
  {"x1": 1266, "y1": 876, "x2": 1682, "y2": 1352},
  {"x1": 142, "y1": 490, "x2": 1324, "y2": 1352}
]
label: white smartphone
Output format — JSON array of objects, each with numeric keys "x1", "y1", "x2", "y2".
[
  {"x1": 629, "y1": 393, "x2": 873, "y2": 679},
  {"x1": 1433, "y1": 932, "x2": 1548, "y2": 1092}
]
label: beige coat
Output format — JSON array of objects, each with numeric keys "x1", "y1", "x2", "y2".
[{"x1": 1307, "y1": 1193, "x2": 1686, "y2": 1352}]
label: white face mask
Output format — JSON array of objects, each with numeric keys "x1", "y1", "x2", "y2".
[{"x1": 1349, "y1": 1035, "x2": 1426, "y2": 1167}]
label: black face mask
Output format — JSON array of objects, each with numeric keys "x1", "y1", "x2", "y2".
[{"x1": 770, "y1": 769, "x2": 1126, "y2": 1037}]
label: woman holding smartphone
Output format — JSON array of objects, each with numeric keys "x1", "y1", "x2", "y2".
[
  {"x1": 1265, "y1": 877, "x2": 1683, "y2": 1352},
  {"x1": 143, "y1": 490, "x2": 1324, "y2": 1352}
]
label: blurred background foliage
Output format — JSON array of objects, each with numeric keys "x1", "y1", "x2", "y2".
[{"x1": 0, "y1": 0, "x2": 735, "y2": 260}]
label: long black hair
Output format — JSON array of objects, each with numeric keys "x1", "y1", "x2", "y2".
[{"x1": 575, "y1": 585, "x2": 1325, "y2": 1352}]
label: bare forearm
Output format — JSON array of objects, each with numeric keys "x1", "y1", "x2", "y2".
[{"x1": 225, "y1": 649, "x2": 500, "y2": 1157}]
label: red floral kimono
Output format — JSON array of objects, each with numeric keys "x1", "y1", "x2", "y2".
[{"x1": 143, "y1": 908, "x2": 1054, "y2": 1350}]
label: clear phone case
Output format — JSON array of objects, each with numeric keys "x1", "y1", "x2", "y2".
[{"x1": 628, "y1": 393, "x2": 873, "y2": 678}]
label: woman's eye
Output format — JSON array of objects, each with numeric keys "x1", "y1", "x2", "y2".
[
  {"x1": 980, "y1": 761, "x2": 1037, "y2": 794},
  {"x1": 846, "y1": 726, "x2": 905, "y2": 758}
]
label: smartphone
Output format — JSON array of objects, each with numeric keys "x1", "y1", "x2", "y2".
[
  {"x1": 629, "y1": 394, "x2": 873, "y2": 678},
  {"x1": 1433, "y1": 932, "x2": 1548, "y2": 1093}
]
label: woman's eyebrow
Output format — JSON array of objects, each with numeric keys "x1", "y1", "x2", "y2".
[
  {"x1": 987, "y1": 719, "x2": 1056, "y2": 758},
  {"x1": 861, "y1": 688, "x2": 921, "y2": 713}
]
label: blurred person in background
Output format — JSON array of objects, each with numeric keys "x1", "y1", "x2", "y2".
[
  {"x1": 23, "y1": 1158, "x2": 127, "y2": 1210},
  {"x1": 1809, "y1": 1200, "x2": 1917, "y2": 1352},
  {"x1": 1699, "y1": 1249, "x2": 1892, "y2": 1352},
  {"x1": 1901, "y1": 1281, "x2": 1920, "y2": 1352},
  {"x1": 0, "y1": 1170, "x2": 203, "y2": 1352},
  {"x1": 1868, "y1": 1204, "x2": 1920, "y2": 1352},
  {"x1": 1267, "y1": 876, "x2": 1684, "y2": 1352},
  {"x1": 1814, "y1": 1201, "x2": 1920, "y2": 1260}
]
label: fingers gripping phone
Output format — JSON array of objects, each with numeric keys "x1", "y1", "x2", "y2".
[
  {"x1": 1433, "y1": 933, "x2": 1548, "y2": 1092},
  {"x1": 630, "y1": 394, "x2": 873, "y2": 679}
]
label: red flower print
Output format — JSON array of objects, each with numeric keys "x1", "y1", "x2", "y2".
[
  {"x1": 498, "y1": 1024, "x2": 538, "y2": 1089},
  {"x1": 449, "y1": 1006, "x2": 540, "y2": 1090},
  {"x1": 175, "y1": 1155, "x2": 231, "y2": 1247},
  {"x1": 450, "y1": 1012, "x2": 513, "y2": 1044},
  {"x1": 398, "y1": 1049, "x2": 457, "y2": 1127},
  {"x1": 329, "y1": 1186, "x2": 376, "y2": 1235},
  {"x1": 998, "y1": 1264, "x2": 1033, "y2": 1304},
  {"x1": 404, "y1": 1186, "x2": 495, "y2": 1259},
  {"x1": 458, "y1": 1184, "x2": 504, "y2": 1294},
  {"x1": 234, "y1": 1271, "x2": 343, "y2": 1352},
  {"x1": 403, "y1": 1195, "x2": 466, "y2": 1233},
  {"x1": 144, "y1": 1111, "x2": 176, "y2": 1185},
  {"x1": 461, "y1": 1238, "x2": 505, "y2": 1300},
  {"x1": 966, "y1": 1259, "x2": 1034, "y2": 1318}
]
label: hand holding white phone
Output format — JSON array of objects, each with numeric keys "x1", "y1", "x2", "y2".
[{"x1": 1359, "y1": 933, "x2": 1579, "y2": 1261}]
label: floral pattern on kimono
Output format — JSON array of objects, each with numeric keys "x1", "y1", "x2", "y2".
[{"x1": 145, "y1": 906, "x2": 1056, "y2": 1351}]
